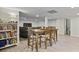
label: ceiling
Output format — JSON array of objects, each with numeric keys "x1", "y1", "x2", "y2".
[
  {"x1": 12, "y1": 7, "x2": 79, "y2": 19},
  {"x1": 0, "y1": 7, "x2": 18, "y2": 18},
  {"x1": 1, "y1": 7, "x2": 79, "y2": 20}
]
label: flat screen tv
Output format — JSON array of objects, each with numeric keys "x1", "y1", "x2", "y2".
[{"x1": 23, "y1": 23, "x2": 32, "y2": 27}]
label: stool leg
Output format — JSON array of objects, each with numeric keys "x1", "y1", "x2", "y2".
[
  {"x1": 56, "y1": 30, "x2": 57, "y2": 42},
  {"x1": 49, "y1": 33, "x2": 52, "y2": 46},
  {"x1": 39, "y1": 36, "x2": 41, "y2": 48},
  {"x1": 45, "y1": 38, "x2": 47, "y2": 49},
  {"x1": 32, "y1": 38, "x2": 34, "y2": 51},
  {"x1": 53, "y1": 37, "x2": 56, "y2": 44},
  {"x1": 49, "y1": 38, "x2": 52, "y2": 46},
  {"x1": 35, "y1": 38, "x2": 38, "y2": 52},
  {"x1": 28, "y1": 38, "x2": 30, "y2": 48}
]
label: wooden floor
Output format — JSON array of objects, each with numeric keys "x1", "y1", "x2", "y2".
[{"x1": 1, "y1": 35, "x2": 79, "y2": 52}]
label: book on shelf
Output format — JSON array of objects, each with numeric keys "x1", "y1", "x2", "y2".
[
  {"x1": 7, "y1": 38, "x2": 17, "y2": 45},
  {"x1": 0, "y1": 40, "x2": 7, "y2": 48},
  {"x1": 0, "y1": 33, "x2": 2, "y2": 39},
  {"x1": 2, "y1": 32, "x2": 6, "y2": 38},
  {"x1": 0, "y1": 22, "x2": 17, "y2": 30},
  {"x1": 6, "y1": 31, "x2": 13, "y2": 38},
  {"x1": 12, "y1": 38, "x2": 17, "y2": 44},
  {"x1": 0, "y1": 24, "x2": 3, "y2": 30},
  {"x1": 0, "y1": 32, "x2": 6, "y2": 39},
  {"x1": 13, "y1": 31, "x2": 17, "y2": 37},
  {"x1": 0, "y1": 31, "x2": 16, "y2": 39}
]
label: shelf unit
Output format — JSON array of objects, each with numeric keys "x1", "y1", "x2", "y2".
[
  {"x1": 0, "y1": 22, "x2": 18, "y2": 49},
  {"x1": 0, "y1": 44, "x2": 17, "y2": 49}
]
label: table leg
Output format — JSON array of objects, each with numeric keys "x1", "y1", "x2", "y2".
[
  {"x1": 35, "y1": 34, "x2": 38, "y2": 52},
  {"x1": 49, "y1": 33, "x2": 52, "y2": 46},
  {"x1": 53, "y1": 31, "x2": 56, "y2": 44},
  {"x1": 45, "y1": 38, "x2": 47, "y2": 49},
  {"x1": 56, "y1": 30, "x2": 57, "y2": 41}
]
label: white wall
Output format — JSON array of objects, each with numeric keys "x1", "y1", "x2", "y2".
[
  {"x1": 19, "y1": 12, "x2": 45, "y2": 27},
  {"x1": 48, "y1": 20, "x2": 56, "y2": 26},
  {"x1": 48, "y1": 19, "x2": 65, "y2": 35},
  {"x1": 71, "y1": 17, "x2": 79, "y2": 37},
  {"x1": 19, "y1": 16, "x2": 45, "y2": 27},
  {"x1": 56, "y1": 19, "x2": 65, "y2": 35}
]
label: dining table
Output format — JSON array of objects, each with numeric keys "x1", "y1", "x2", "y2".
[{"x1": 30, "y1": 28, "x2": 58, "y2": 52}]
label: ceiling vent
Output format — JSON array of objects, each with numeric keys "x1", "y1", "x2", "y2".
[{"x1": 48, "y1": 10, "x2": 57, "y2": 14}]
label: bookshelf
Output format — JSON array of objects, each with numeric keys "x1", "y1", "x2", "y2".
[{"x1": 0, "y1": 21, "x2": 18, "y2": 49}]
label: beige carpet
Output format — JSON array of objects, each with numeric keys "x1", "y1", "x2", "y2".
[{"x1": 1, "y1": 35, "x2": 79, "y2": 52}]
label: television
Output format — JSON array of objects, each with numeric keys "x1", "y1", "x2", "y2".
[{"x1": 23, "y1": 23, "x2": 32, "y2": 27}]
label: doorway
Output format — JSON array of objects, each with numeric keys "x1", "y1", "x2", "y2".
[{"x1": 65, "y1": 19, "x2": 71, "y2": 36}]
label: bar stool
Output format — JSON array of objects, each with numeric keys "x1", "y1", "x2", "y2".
[
  {"x1": 27, "y1": 28, "x2": 42, "y2": 52},
  {"x1": 46, "y1": 27, "x2": 57, "y2": 44},
  {"x1": 39, "y1": 28, "x2": 52, "y2": 49}
]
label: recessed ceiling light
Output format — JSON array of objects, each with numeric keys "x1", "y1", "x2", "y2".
[
  {"x1": 77, "y1": 13, "x2": 79, "y2": 15},
  {"x1": 36, "y1": 14, "x2": 39, "y2": 17},
  {"x1": 71, "y1": 7, "x2": 74, "y2": 8},
  {"x1": 9, "y1": 13, "x2": 16, "y2": 16}
]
